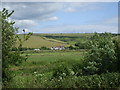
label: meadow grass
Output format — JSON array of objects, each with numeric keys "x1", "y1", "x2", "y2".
[{"x1": 7, "y1": 50, "x2": 85, "y2": 88}]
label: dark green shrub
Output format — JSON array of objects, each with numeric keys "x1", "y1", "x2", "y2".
[
  {"x1": 40, "y1": 46, "x2": 50, "y2": 50},
  {"x1": 72, "y1": 62, "x2": 84, "y2": 76},
  {"x1": 113, "y1": 38, "x2": 120, "y2": 72},
  {"x1": 76, "y1": 72, "x2": 120, "y2": 88},
  {"x1": 83, "y1": 33, "x2": 117, "y2": 75},
  {"x1": 75, "y1": 42, "x2": 88, "y2": 49},
  {"x1": 52, "y1": 64, "x2": 74, "y2": 79},
  {"x1": 68, "y1": 45, "x2": 76, "y2": 50},
  {"x1": 45, "y1": 72, "x2": 120, "y2": 88}
]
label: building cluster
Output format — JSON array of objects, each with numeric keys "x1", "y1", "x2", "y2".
[
  {"x1": 34, "y1": 46, "x2": 65, "y2": 51},
  {"x1": 51, "y1": 46, "x2": 65, "y2": 50}
]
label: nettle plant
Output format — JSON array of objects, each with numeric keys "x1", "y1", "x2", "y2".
[{"x1": 83, "y1": 33, "x2": 117, "y2": 75}]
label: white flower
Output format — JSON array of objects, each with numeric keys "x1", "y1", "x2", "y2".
[
  {"x1": 34, "y1": 72, "x2": 37, "y2": 74},
  {"x1": 71, "y1": 71, "x2": 75, "y2": 75},
  {"x1": 59, "y1": 76, "x2": 62, "y2": 80},
  {"x1": 63, "y1": 73, "x2": 66, "y2": 76}
]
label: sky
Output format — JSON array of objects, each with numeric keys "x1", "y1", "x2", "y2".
[{"x1": 1, "y1": 2, "x2": 118, "y2": 33}]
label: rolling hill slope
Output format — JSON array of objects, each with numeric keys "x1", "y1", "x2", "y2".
[{"x1": 16, "y1": 35, "x2": 69, "y2": 48}]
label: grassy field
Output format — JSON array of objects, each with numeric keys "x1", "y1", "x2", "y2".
[
  {"x1": 34, "y1": 33, "x2": 94, "y2": 45},
  {"x1": 8, "y1": 50, "x2": 85, "y2": 88},
  {"x1": 16, "y1": 33, "x2": 94, "y2": 48},
  {"x1": 16, "y1": 35, "x2": 69, "y2": 48}
]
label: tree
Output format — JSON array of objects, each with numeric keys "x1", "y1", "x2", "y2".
[
  {"x1": 1, "y1": 8, "x2": 32, "y2": 83},
  {"x1": 83, "y1": 33, "x2": 117, "y2": 75},
  {"x1": 75, "y1": 42, "x2": 88, "y2": 49},
  {"x1": 113, "y1": 36, "x2": 120, "y2": 72}
]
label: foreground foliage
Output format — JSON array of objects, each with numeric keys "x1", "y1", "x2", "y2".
[
  {"x1": 83, "y1": 33, "x2": 119, "y2": 75},
  {"x1": 1, "y1": 8, "x2": 32, "y2": 84}
]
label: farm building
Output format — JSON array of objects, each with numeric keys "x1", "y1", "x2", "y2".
[
  {"x1": 34, "y1": 49, "x2": 40, "y2": 51},
  {"x1": 51, "y1": 46, "x2": 65, "y2": 50}
]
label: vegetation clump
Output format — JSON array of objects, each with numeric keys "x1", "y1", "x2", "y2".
[
  {"x1": 1, "y1": 8, "x2": 32, "y2": 85},
  {"x1": 82, "y1": 33, "x2": 119, "y2": 75}
]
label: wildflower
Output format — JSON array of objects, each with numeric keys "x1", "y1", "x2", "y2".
[
  {"x1": 34, "y1": 72, "x2": 37, "y2": 74},
  {"x1": 59, "y1": 76, "x2": 62, "y2": 80},
  {"x1": 63, "y1": 73, "x2": 66, "y2": 76},
  {"x1": 71, "y1": 71, "x2": 75, "y2": 75}
]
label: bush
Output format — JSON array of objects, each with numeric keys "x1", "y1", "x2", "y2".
[
  {"x1": 41, "y1": 72, "x2": 120, "y2": 88},
  {"x1": 113, "y1": 38, "x2": 120, "y2": 72},
  {"x1": 83, "y1": 33, "x2": 118, "y2": 75},
  {"x1": 76, "y1": 72, "x2": 120, "y2": 88},
  {"x1": 72, "y1": 62, "x2": 84, "y2": 76},
  {"x1": 68, "y1": 45, "x2": 76, "y2": 50},
  {"x1": 40, "y1": 46, "x2": 50, "y2": 50},
  {"x1": 75, "y1": 42, "x2": 88, "y2": 49},
  {"x1": 52, "y1": 64, "x2": 74, "y2": 79}
]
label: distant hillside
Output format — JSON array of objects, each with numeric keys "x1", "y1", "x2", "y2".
[
  {"x1": 16, "y1": 33, "x2": 94, "y2": 48},
  {"x1": 16, "y1": 35, "x2": 69, "y2": 48},
  {"x1": 34, "y1": 33, "x2": 94, "y2": 37},
  {"x1": 17, "y1": 33, "x2": 118, "y2": 48},
  {"x1": 34, "y1": 33, "x2": 94, "y2": 45}
]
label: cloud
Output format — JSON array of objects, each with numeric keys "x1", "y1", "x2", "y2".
[
  {"x1": 14, "y1": 19, "x2": 37, "y2": 28},
  {"x1": 63, "y1": 3, "x2": 101, "y2": 12},
  {"x1": 2, "y1": 2, "x2": 100, "y2": 20},
  {"x1": 49, "y1": 16, "x2": 59, "y2": 21},
  {"x1": 1, "y1": 0, "x2": 119, "y2": 2},
  {"x1": 2, "y1": 2, "x2": 62, "y2": 20},
  {"x1": 1, "y1": 2, "x2": 118, "y2": 34},
  {"x1": 42, "y1": 16, "x2": 59, "y2": 21},
  {"x1": 2, "y1": 2, "x2": 101, "y2": 31},
  {"x1": 64, "y1": 7, "x2": 77, "y2": 12},
  {"x1": 34, "y1": 24, "x2": 118, "y2": 33},
  {"x1": 2, "y1": 2, "x2": 62, "y2": 30},
  {"x1": 104, "y1": 17, "x2": 118, "y2": 24}
]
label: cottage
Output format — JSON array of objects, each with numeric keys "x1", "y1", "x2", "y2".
[{"x1": 51, "y1": 46, "x2": 65, "y2": 50}]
